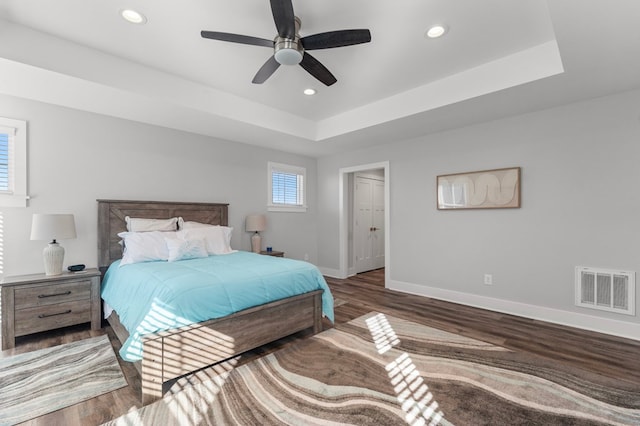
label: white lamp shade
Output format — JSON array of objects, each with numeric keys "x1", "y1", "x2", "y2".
[
  {"x1": 30, "y1": 214, "x2": 77, "y2": 242},
  {"x1": 245, "y1": 214, "x2": 266, "y2": 232}
]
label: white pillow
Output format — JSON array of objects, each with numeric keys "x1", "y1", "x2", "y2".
[
  {"x1": 178, "y1": 218, "x2": 233, "y2": 249},
  {"x1": 180, "y1": 227, "x2": 234, "y2": 255},
  {"x1": 118, "y1": 231, "x2": 175, "y2": 266},
  {"x1": 165, "y1": 236, "x2": 208, "y2": 262},
  {"x1": 178, "y1": 218, "x2": 211, "y2": 229},
  {"x1": 125, "y1": 216, "x2": 178, "y2": 232}
]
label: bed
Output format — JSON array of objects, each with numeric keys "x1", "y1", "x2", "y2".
[{"x1": 97, "y1": 199, "x2": 333, "y2": 404}]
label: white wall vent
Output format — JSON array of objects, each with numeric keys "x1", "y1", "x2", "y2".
[{"x1": 575, "y1": 267, "x2": 635, "y2": 316}]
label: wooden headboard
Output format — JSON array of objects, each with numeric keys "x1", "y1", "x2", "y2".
[{"x1": 97, "y1": 199, "x2": 229, "y2": 272}]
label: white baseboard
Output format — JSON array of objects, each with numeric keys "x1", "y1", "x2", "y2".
[
  {"x1": 389, "y1": 279, "x2": 640, "y2": 342},
  {"x1": 318, "y1": 267, "x2": 344, "y2": 279}
]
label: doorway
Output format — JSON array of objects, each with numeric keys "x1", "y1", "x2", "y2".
[
  {"x1": 353, "y1": 171, "x2": 385, "y2": 274},
  {"x1": 339, "y1": 162, "x2": 390, "y2": 286}
]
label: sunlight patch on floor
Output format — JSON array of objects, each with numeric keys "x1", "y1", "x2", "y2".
[{"x1": 366, "y1": 313, "x2": 445, "y2": 426}]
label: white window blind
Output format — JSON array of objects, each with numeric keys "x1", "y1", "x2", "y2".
[
  {"x1": 268, "y1": 162, "x2": 307, "y2": 212},
  {"x1": 0, "y1": 129, "x2": 10, "y2": 192},
  {"x1": 272, "y1": 170, "x2": 303, "y2": 205},
  {"x1": 0, "y1": 117, "x2": 27, "y2": 207}
]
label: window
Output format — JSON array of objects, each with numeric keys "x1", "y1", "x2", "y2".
[
  {"x1": 268, "y1": 162, "x2": 307, "y2": 212},
  {"x1": 0, "y1": 117, "x2": 28, "y2": 207},
  {"x1": 0, "y1": 131, "x2": 9, "y2": 191}
]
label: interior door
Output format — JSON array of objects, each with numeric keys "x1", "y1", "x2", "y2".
[
  {"x1": 354, "y1": 175, "x2": 385, "y2": 273},
  {"x1": 371, "y1": 179, "x2": 385, "y2": 269}
]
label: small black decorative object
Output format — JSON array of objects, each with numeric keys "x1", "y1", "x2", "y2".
[{"x1": 68, "y1": 264, "x2": 85, "y2": 272}]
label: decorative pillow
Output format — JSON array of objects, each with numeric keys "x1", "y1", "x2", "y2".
[
  {"x1": 118, "y1": 231, "x2": 175, "y2": 266},
  {"x1": 125, "y1": 216, "x2": 178, "y2": 232},
  {"x1": 180, "y1": 227, "x2": 235, "y2": 255},
  {"x1": 165, "y1": 236, "x2": 208, "y2": 262}
]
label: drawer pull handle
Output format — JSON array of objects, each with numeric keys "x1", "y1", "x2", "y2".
[
  {"x1": 38, "y1": 310, "x2": 72, "y2": 318},
  {"x1": 38, "y1": 291, "x2": 72, "y2": 298}
]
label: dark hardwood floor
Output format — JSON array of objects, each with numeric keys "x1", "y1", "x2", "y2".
[{"x1": 3, "y1": 268, "x2": 639, "y2": 425}]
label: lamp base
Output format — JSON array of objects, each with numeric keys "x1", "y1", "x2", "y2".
[
  {"x1": 43, "y1": 242, "x2": 65, "y2": 276},
  {"x1": 251, "y1": 232, "x2": 262, "y2": 253}
]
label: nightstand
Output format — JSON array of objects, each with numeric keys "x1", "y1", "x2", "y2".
[
  {"x1": 259, "y1": 250, "x2": 284, "y2": 257},
  {"x1": 0, "y1": 268, "x2": 101, "y2": 350}
]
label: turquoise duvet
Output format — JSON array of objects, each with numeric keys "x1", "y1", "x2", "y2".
[{"x1": 101, "y1": 251, "x2": 334, "y2": 362}]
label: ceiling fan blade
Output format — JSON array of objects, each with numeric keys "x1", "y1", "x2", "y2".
[
  {"x1": 252, "y1": 56, "x2": 281, "y2": 84},
  {"x1": 301, "y1": 29, "x2": 371, "y2": 50},
  {"x1": 299, "y1": 52, "x2": 337, "y2": 86},
  {"x1": 270, "y1": 0, "x2": 295, "y2": 39},
  {"x1": 201, "y1": 31, "x2": 274, "y2": 48}
]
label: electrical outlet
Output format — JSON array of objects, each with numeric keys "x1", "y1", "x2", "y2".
[
  {"x1": 304, "y1": 253, "x2": 309, "y2": 261},
  {"x1": 484, "y1": 274, "x2": 493, "y2": 285}
]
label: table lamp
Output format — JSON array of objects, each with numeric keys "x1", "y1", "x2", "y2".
[
  {"x1": 245, "y1": 214, "x2": 266, "y2": 253},
  {"x1": 30, "y1": 213, "x2": 77, "y2": 275}
]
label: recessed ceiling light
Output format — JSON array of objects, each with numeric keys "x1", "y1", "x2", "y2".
[
  {"x1": 425, "y1": 25, "x2": 448, "y2": 39},
  {"x1": 121, "y1": 9, "x2": 147, "y2": 24},
  {"x1": 303, "y1": 88, "x2": 316, "y2": 96}
]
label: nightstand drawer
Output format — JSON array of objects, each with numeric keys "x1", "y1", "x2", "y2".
[
  {"x1": 14, "y1": 280, "x2": 91, "y2": 310},
  {"x1": 14, "y1": 300, "x2": 91, "y2": 336}
]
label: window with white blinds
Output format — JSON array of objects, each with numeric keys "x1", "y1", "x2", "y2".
[
  {"x1": 0, "y1": 117, "x2": 27, "y2": 207},
  {"x1": 0, "y1": 130, "x2": 9, "y2": 192},
  {"x1": 268, "y1": 162, "x2": 307, "y2": 212}
]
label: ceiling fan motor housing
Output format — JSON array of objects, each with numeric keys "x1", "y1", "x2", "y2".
[
  {"x1": 273, "y1": 16, "x2": 303, "y2": 65},
  {"x1": 274, "y1": 36, "x2": 303, "y2": 65}
]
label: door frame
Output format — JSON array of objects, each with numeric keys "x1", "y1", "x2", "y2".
[{"x1": 338, "y1": 161, "x2": 390, "y2": 286}]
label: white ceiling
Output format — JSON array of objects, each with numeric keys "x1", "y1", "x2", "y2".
[{"x1": 0, "y1": 1, "x2": 639, "y2": 157}]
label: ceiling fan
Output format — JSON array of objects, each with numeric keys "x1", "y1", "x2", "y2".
[{"x1": 201, "y1": 0, "x2": 371, "y2": 86}]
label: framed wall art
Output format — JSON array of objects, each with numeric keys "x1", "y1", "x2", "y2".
[{"x1": 437, "y1": 167, "x2": 521, "y2": 210}]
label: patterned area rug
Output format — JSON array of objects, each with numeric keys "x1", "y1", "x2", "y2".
[
  {"x1": 0, "y1": 334, "x2": 127, "y2": 425},
  {"x1": 105, "y1": 313, "x2": 640, "y2": 425}
]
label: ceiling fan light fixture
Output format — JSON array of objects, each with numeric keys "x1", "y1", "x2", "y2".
[
  {"x1": 275, "y1": 48, "x2": 303, "y2": 65},
  {"x1": 426, "y1": 24, "x2": 448, "y2": 39},
  {"x1": 121, "y1": 9, "x2": 147, "y2": 24},
  {"x1": 303, "y1": 88, "x2": 316, "y2": 96}
]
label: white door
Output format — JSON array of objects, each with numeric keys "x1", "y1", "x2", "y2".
[
  {"x1": 371, "y1": 180, "x2": 385, "y2": 269},
  {"x1": 354, "y1": 175, "x2": 385, "y2": 273}
]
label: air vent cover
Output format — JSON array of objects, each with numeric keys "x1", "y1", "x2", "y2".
[{"x1": 575, "y1": 267, "x2": 635, "y2": 316}]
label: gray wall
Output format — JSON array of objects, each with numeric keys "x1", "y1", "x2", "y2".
[
  {"x1": 2, "y1": 86, "x2": 639, "y2": 339},
  {"x1": 0, "y1": 95, "x2": 318, "y2": 276},
  {"x1": 317, "y1": 88, "x2": 640, "y2": 334}
]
